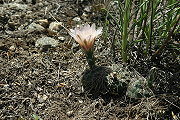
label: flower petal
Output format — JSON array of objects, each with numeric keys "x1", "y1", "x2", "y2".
[
  {"x1": 68, "y1": 23, "x2": 102, "y2": 52},
  {"x1": 96, "y1": 27, "x2": 103, "y2": 36},
  {"x1": 91, "y1": 23, "x2": 96, "y2": 33}
]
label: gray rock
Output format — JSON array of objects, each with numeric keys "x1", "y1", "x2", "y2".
[
  {"x1": 126, "y1": 67, "x2": 158, "y2": 98},
  {"x1": 72, "y1": 17, "x2": 81, "y2": 22},
  {"x1": 25, "y1": 0, "x2": 34, "y2": 4},
  {"x1": 58, "y1": 36, "x2": 65, "y2": 41},
  {"x1": 126, "y1": 71, "x2": 153, "y2": 98},
  {"x1": 6, "y1": 3, "x2": 29, "y2": 10},
  {"x1": 35, "y1": 37, "x2": 59, "y2": 47},
  {"x1": 48, "y1": 22, "x2": 63, "y2": 32},
  {"x1": 28, "y1": 23, "x2": 45, "y2": 32},
  {"x1": 81, "y1": 12, "x2": 89, "y2": 21},
  {"x1": 37, "y1": 94, "x2": 48, "y2": 103},
  {"x1": 84, "y1": 6, "x2": 91, "y2": 12},
  {"x1": 66, "y1": 111, "x2": 74, "y2": 117},
  {"x1": 126, "y1": 79, "x2": 152, "y2": 98},
  {"x1": 9, "y1": 45, "x2": 16, "y2": 51},
  {"x1": 37, "y1": 19, "x2": 49, "y2": 28}
]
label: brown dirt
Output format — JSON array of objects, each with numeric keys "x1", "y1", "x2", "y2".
[{"x1": 0, "y1": 0, "x2": 179, "y2": 120}]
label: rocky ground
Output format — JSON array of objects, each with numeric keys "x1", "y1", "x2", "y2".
[{"x1": 0, "y1": 0, "x2": 179, "y2": 120}]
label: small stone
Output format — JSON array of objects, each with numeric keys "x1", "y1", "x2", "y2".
[
  {"x1": 66, "y1": 111, "x2": 73, "y2": 117},
  {"x1": 58, "y1": 36, "x2": 65, "y2": 41},
  {"x1": 37, "y1": 103, "x2": 45, "y2": 107},
  {"x1": 28, "y1": 22, "x2": 45, "y2": 32},
  {"x1": 84, "y1": 6, "x2": 92, "y2": 12},
  {"x1": 25, "y1": 0, "x2": 36, "y2": 4},
  {"x1": 9, "y1": 45, "x2": 16, "y2": 51},
  {"x1": 5, "y1": 30, "x2": 13, "y2": 35},
  {"x1": 37, "y1": 94, "x2": 48, "y2": 103},
  {"x1": 34, "y1": 92, "x2": 38, "y2": 97},
  {"x1": 72, "y1": 17, "x2": 81, "y2": 22},
  {"x1": 37, "y1": 19, "x2": 49, "y2": 28},
  {"x1": 6, "y1": 3, "x2": 29, "y2": 10},
  {"x1": 14, "y1": 0, "x2": 22, "y2": 3},
  {"x1": 49, "y1": 22, "x2": 63, "y2": 32},
  {"x1": 27, "y1": 81, "x2": 32, "y2": 87},
  {"x1": 31, "y1": 98, "x2": 36, "y2": 104},
  {"x1": 67, "y1": 92, "x2": 72, "y2": 98},
  {"x1": 78, "y1": 99, "x2": 83, "y2": 103},
  {"x1": 36, "y1": 87, "x2": 43, "y2": 91},
  {"x1": 81, "y1": 13, "x2": 89, "y2": 21},
  {"x1": 37, "y1": 2, "x2": 44, "y2": 7},
  {"x1": 47, "y1": 81, "x2": 53, "y2": 84},
  {"x1": 3, "y1": 84, "x2": 9, "y2": 89},
  {"x1": 126, "y1": 78, "x2": 153, "y2": 98},
  {"x1": 35, "y1": 37, "x2": 59, "y2": 47},
  {"x1": 42, "y1": 94, "x2": 48, "y2": 100}
]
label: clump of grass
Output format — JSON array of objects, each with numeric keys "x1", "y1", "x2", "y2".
[{"x1": 99, "y1": 0, "x2": 179, "y2": 62}]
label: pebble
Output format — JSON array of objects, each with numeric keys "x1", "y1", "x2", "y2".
[
  {"x1": 72, "y1": 17, "x2": 81, "y2": 22},
  {"x1": 9, "y1": 45, "x2": 16, "y2": 51},
  {"x1": 66, "y1": 110, "x2": 73, "y2": 117},
  {"x1": 25, "y1": 0, "x2": 36, "y2": 4},
  {"x1": 84, "y1": 6, "x2": 92, "y2": 12},
  {"x1": 35, "y1": 37, "x2": 59, "y2": 47},
  {"x1": 58, "y1": 36, "x2": 65, "y2": 41},
  {"x1": 3, "y1": 84, "x2": 10, "y2": 89},
  {"x1": 78, "y1": 99, "x2": 83, "y2": 103},
  {"x1": 28, "y1": 22, "x2": 45, "y2": 32},
  {"x1": 37, "y1": 94, "x2": 48, "y2": 103},
  {"x1": 81, "y1": 12, "x2": 89, "y2": 21},
  {"x1": 37, "y1": 103, "x2": 45, "y2": 107},
  {"x1": 37, "y1": 2, "x2": 44, "y2": 7},
  {"x1": 6, "y1": 3, "x2": 29, "y2": 10},
  {"x1": 36, "y1": 87, "x2": 43, "y2": 91},
  {"x1": 26, "y1": 11, "x2": 33, "y2": 14},
  {"x1": 37, "y1": 19, "x2": 49, "y2": 28},
  {"x1": 48, "y1": 22, "x2": 63, "y2": 32},
  {"x1": 27, "y1": 81, "x2": 32, "y2": 87},
  {"x1": 42, "y1": 94, "x2": 48, "y2": 101}
]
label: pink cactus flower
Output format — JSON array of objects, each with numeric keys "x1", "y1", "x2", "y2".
[{"x1": 69, "y1": 23, "x2": 103, "y2": 52}]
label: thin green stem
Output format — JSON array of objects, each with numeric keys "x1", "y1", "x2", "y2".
[
  {"x1": 149, "y1": 0, "x2": 154, "y2": 54},
  {"x1": 122, "y1": 0, "x2": 131, "y2": 63},
  {"x1": 85, "y1": 51, "x2": 96, "y2": 70},
  {"x1": 152, "y1": 15, "x2": 180, "y2": 59}
]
